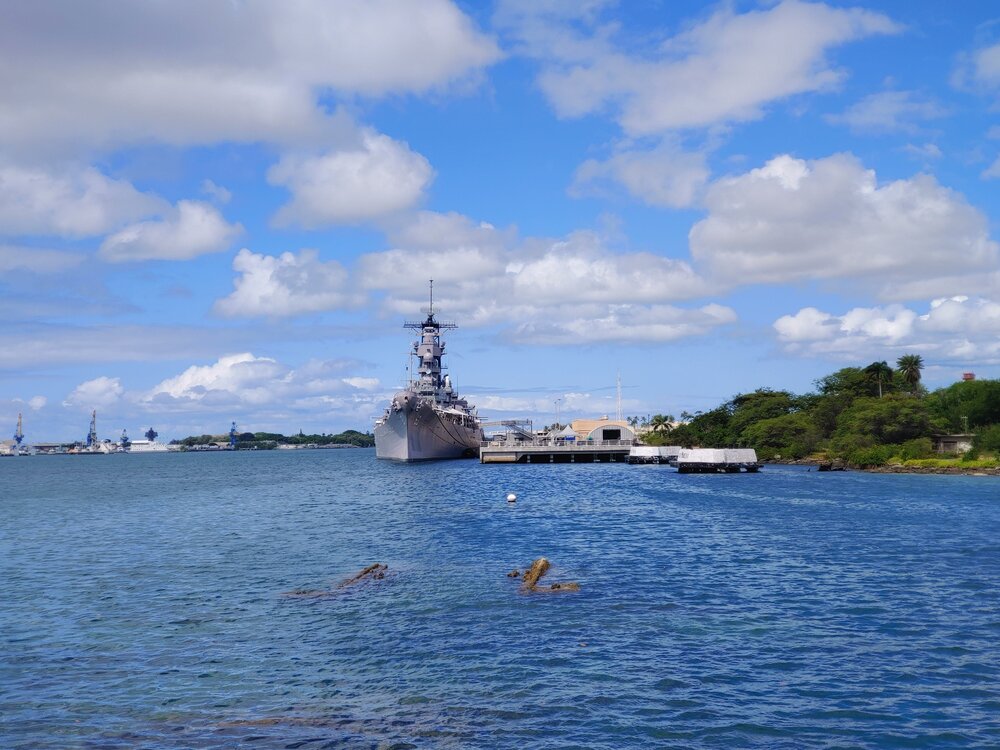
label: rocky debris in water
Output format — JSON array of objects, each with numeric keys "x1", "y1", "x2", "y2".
[
  {"x1": 506, "y1": 569, "x2": 521, "y2": 578},
  {"x1": 520, "y1": 557, "x2": 550, "y2": 591},
  {"x1": 518, "y1": 557, "x2": 579, "y2": 594},
  {"x1": 282, "y1": 563, "x2": 388, "y2": 598},
  {"x1": 337, "y1": 563, "x2": 388, "y2": 588}
]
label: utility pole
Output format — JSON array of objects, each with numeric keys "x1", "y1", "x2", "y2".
[{"x1": 616, "y1": 371, "x2": 623, "y2": 422}]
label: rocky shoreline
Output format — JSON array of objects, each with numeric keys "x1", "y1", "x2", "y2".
[
  {"x1": 768, "y1": 460, "x2": 1000, "y2": 476},
  {"x1": 864, "y1": 465, "x2": 1000, "y2": 476}
]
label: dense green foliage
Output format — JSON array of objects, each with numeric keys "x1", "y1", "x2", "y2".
[
  {"x1": 656, "y1": 357, "x2": 1000, "y2": 467},
  {"x1": 172, "y1": 429, "x2": 375, "y2": 449}
]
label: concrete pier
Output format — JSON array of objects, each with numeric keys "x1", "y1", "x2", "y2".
[{"x1": 480, "y1": 439, "x2": 632, "y2": 464}]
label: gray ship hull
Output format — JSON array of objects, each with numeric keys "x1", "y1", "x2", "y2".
[{"x1": 375, "y1": 401, "x2": 481, "y2": 461}]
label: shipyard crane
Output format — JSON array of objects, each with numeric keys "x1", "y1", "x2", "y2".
[
  {"x1": 120, "y1": 429, "x2": 130, "y2": 450},
  {"x1": 14, "y1": 412, "x2": 24, "y2": 447},
  {"x1": 229, "y1": 421, "x2": 237, "y2": 449},
  {"x1": 86, "y1": 410, "x2": 97, "y2": 447}
]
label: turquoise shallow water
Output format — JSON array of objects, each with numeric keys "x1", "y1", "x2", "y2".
[{"x1": 2, "y1": 451, "x2": 999, "y2": 749}]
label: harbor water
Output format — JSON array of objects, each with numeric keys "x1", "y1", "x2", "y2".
[{"x1": 2, "y1": 452, "x2": 999, "y2": 748}]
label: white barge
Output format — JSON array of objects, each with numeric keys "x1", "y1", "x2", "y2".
[
  {"x1": 676, "y1": 448, "x2": 759, "y2": 473},
  {"x1": 626, "y1": 445, "x2": 681, "y2": 464}
]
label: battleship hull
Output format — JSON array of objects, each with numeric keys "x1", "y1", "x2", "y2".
[{"x1": 375, "y1": 401, "x2": 481, "y2": 461}]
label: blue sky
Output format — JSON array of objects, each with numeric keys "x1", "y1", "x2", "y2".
[{"x1": 3, "y1": 0, "x2": 1000, "y2": 442}]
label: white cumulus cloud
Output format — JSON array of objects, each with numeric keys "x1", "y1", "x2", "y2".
[
  {"x1": 511, "y1": 302, "x2": 737, "y2": 345},
  {"x1": 690, "y1": 153, "x2": 999, "y2": 298},
  {"x1": 214, "y1": 248, "x2": 363, "y2": 318},
  {"x1": 63, "y1": 376, "x2": 124, "y2": 408},
  {"x1": 0, "y1": 0, "x2": 500, "y2": 154},
  {"x1": 142, "y1": 353, "x2": 383, "y2": 412},
  {"x1": 571, "y1": 141, "x2": 709, "y2": 208},
  {"x1": 500, "y1": 0, "x2": 899, "y2": 135},
  {"x1": 359, "y1": 211, "x2": 727, "y2": 343},
  {"x1": 99, "y1": 200, "x2": 242, "y2": 262},
  {"x1": 268, "y1": 132, "x2": 434, "y2": 227},
  {"x1": 0, "y1": 164, "x2": 164, "y2": 237},
  {"x1": 774, "y1": 296, "x2": 1000, "y2": 363}
]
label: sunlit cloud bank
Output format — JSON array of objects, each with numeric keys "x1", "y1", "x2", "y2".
[
  {"x1": 499, "y1": 0, "x2": 899, "y2": 135},
  {"x1": 0, "y1": 0, "x2": 499, "y2": 155},
  {"x1": 690, "y1": 154, "x2": 998, "y2": 299},
  {"x1": 774, "y1": 296, "x2": 1000, "y2": 364}
]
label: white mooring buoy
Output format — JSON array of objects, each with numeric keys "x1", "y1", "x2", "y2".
[{"x1": 506, "y1": 492, "x2": 517, "y2": 503}]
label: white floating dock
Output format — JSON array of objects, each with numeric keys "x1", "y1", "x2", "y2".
[
  {"x1": 626, "y1": 446, "x2": 681, "y2": 464},
  {"x1": 676, "y1": 448, "x2": 759, "y2": 473}
]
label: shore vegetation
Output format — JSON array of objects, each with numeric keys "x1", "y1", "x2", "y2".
[{"x1": 639, "y1": 356, "x2": 1000, "y2": 470}]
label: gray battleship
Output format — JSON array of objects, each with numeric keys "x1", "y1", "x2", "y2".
[{"x1": 374, "y1": 287, "x2": 482, "y2": 461}]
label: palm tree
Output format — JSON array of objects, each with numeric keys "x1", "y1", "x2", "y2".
[
  {"x1": 896, "y1": 354, "x2": 924, "y2": 393},
  {"x1": 864, "y1": 361, "x2": 893, "y2": 398},
  {"x1": 649, "y1": 414, "x2": 674, "y2": 434}
]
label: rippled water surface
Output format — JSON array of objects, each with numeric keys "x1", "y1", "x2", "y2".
[{"x1": 2, "y1": 452, "x2": 1000, "y2": 748}]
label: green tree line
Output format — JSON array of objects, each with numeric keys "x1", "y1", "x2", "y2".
[
  {"x1": 640, "y1": 355, "x2": 1000, "y2": 467},
  {"x1": 172, "y1": 429, "x2": 375, "y2": 449}
]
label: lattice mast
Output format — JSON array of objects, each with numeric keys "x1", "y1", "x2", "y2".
[{"x1": 403, "y1": 280, "x2": 456, "y2": 394}]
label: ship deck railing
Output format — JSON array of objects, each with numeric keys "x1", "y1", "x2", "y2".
[{"x1": 480, "y1": 439, "x2": 635, "y2": 450}]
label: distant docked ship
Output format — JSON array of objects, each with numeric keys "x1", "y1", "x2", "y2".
[
  {"x1": 374, "y1": 284, "x2": 482, "y2": 461},
  {"x1": 128, "y1": 440, "x2": 172, "y2": 453}
]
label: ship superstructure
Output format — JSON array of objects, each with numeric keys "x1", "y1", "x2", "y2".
[{"x1": 374, "y1": 283, "x2": 482, "y2": 461}]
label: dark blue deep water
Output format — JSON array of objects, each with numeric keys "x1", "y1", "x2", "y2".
[{"x1": 2, "y1": 452, "x2": 999, "y2": 749}]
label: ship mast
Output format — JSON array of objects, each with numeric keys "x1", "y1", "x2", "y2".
[
  {"x1": 403, "y1": 279, "x2": 456, "y2": 396},
  {"x1": 14, "y1": 412, "x2": 23, "y2": 446},
  {"x1": 87, "y1": 409, "x2": 97, "y2": 447}
]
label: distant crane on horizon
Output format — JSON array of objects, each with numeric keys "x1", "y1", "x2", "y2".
[
  {"x1": 86, "y1": 410, "x2": 98, "y2": 447},
  {"x1": 229, "y1": 421, "x2": 238, "y2": 449},
  {"x1": 14, "y1": 412, "x2": 23, "y2": 448}
]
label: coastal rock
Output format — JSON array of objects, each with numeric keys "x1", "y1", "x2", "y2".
[
  {"x1": 520, "y1": 557, "x2": 550, "y2": 591},
  {"x1": 337, "y1": 563, "x2": 388, "y2": 588},
  {"x1": 549, "y1": 582, "x2": 581, "y2": 592},
  {"x1": 283, "y1": 563, "x2": 389, "y2": 598},
  {"x1": 517, "y1": 557, "x2": 580, "y2": 594}
]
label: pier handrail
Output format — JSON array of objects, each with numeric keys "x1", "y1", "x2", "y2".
[{"x1": 480, "y1": 439, "x2": 635, "y2": 449}]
